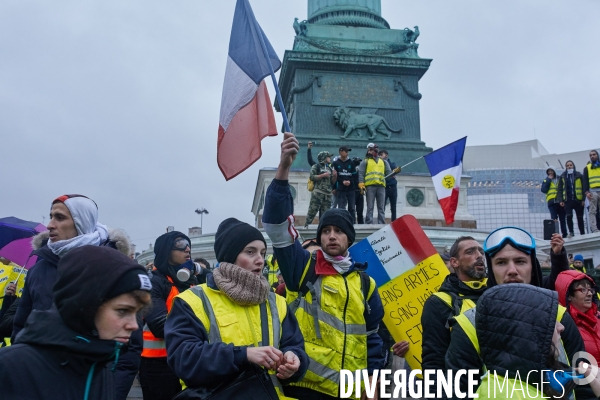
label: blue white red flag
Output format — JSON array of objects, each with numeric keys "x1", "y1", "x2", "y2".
[
  {"x1": 217, "y1": 0, "x2": 280, "y2": 180},
  {"x1": 349, "y1": 215, "x2": 449, "y2": 371},
  {"x1": 423, "y1": 137, "x2": 467, "y2": 225}
]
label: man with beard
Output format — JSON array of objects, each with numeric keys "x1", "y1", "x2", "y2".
[
  {"x1": 262, "y1": 133, "x2": 385, "y2": 399},
  {"x1": 420, "y1": 236, "x2": 487, "y2": 398},
  {"x1": 444, "y1": 228, "x2": 591, "y2": 399}
]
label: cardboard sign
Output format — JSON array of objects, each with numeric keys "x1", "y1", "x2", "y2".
[{"x1": 349, "y1": 215, "x2": 449, "y2": 372}]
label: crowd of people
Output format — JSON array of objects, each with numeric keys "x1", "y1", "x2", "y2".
[
  {"x1": 541, "y1": 150, "x2": 600, "y2": 238},
  {"x1": 3, "y1": 136, "x2": 600, "y2": 400},
  {"x1": 305, "y1": 141, "x2": 400, "y2": 228}
]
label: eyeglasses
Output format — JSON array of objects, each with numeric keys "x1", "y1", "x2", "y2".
[
  {"x1": 484, "y1": 227, "x2": 536, "y2": 258},
  {"x1": 172, "y1": 239, "x2": 190, "y2": 251},
  {"x1": 574, "y1": 287, "x2": 596, "y2": 295}
]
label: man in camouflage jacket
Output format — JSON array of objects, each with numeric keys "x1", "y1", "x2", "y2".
[{"x1": 305, "y1": 151, "x2": 337, "y2": 227}]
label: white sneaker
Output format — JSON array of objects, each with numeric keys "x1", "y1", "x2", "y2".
[{"x1": 567, "y1": 233, "x2": 574, "y2": 238}]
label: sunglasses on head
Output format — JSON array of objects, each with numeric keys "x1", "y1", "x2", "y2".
[{"x1": 172, "y1": 239, "x2": 190, "y2": 251}]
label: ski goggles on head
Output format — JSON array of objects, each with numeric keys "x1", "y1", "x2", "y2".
[
  {"x1": 483, "y1": 227, "x2": 536, "y2": 258},
  {"x1": 172, "y1": 238, "x2": 190, "y2": 251}
]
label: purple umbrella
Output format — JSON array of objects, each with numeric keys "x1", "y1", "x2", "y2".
[{"x1": 0, "y1": 217, "x2": 47, "y2": 268}]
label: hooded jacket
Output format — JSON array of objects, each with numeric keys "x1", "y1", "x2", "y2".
[
  {"x1": 145, "y1": 231, "x2": 196, "y2": 342},
  {"x1": 422, "y1": 273, "x2": 487, "y2": 398},
  {"x1": 541, "y1": 166, "x2": 560, "y2": 205},
  {"x1": 557, "y1": 161, "x2": 584, "y2": 202},
  {"x1": 476, "y1": 285, "x2": 560, "y2": 396},
  {"x1": 555, "y1": 270, "x2": 600, "y2": 364},
  {"x1": 484, "y1": 246, "x2": 568, "y2": 291},
  {"x1": 12, "y1": 229, "x2": 131, "y2": 340},
  {"x1": 0, "y1": 245, "x2": 148, "y2": 400},
  {"x1": 446, "y1": 249, "x2": 590, "y2": 399},
  {"x1": 10, "y1": 229, "x2": 141, "y2": 400}
]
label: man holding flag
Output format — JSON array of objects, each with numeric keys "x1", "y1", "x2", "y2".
[
  {"x1": 423, "y1": 137, "x2": 467, "y2": 226},
  {"x1": 263, "y1": 132, "x2": 385, "y2": 399}
]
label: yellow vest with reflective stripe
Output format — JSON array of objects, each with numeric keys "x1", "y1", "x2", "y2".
[
  {"x1": 176, "y1": 285, "x2": 291, "y2": 399},
  {"x1": 265, "y1": 254, "x2": 280, "y2": 287},
  {"x1": 432, "y1": 292, "x2": 477, "y2": 316},
  {"x1": 455, "y1": 305, "x2": 570, "y2": 367},
  {"x1": 561, "y1": 176, "x2": 583, "y2": 201},
  {"x1": 285, "y1": 259, "x2": 376, "y2": 397},
  {"x1": 545, "y1": 180, "x2": 558, "y2": 202},
  {"x1": 364, "y1": 158, "x2": 386, "y2": 187},
  {"x1": 587, "y1": 164, "x2": 600, "y2": 189}
]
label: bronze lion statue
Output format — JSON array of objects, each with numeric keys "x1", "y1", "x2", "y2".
[{"x1": 333, "y1": 107, "x2": 401, "y2": 140}]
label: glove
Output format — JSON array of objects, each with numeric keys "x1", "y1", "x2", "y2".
[
  {"x1": 393, "y1": 167, "x2": 401, "y2": 174},
  {"x1": 358, "y1": 183, "x2": 366, "y2": 196}
]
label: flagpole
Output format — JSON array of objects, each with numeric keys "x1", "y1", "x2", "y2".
[
  {"x1": 384, "y1": 156, "x2": 423, "y2": 179},
  {"x1": 249, "y1": 7, "x2": 291, "y2": 133}
]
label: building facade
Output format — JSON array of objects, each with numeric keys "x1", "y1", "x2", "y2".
[{"x1": 464, "y1": 139, "x2": 593, "y2": 239}]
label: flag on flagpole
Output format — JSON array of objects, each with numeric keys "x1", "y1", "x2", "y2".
[
  {"x1": 217, "y1": 0, "x2": 281, "y2": 181},
  {"x1": 423, "y1": 137, "x2": 467, "y2": 225}
]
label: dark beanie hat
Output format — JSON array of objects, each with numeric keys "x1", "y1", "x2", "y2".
[
  {"x1": 214, "y1": 218, "x2": 266, "y2": 264},
  {"x1": 316, "y1": 209, "x2": 356, "y2": 246},
  {"x1": 53, "y1": 245, "x2": 151, "y2": 336}
]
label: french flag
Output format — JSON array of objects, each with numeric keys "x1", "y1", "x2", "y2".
[
  {"x1": 218, "y1": 0, "x2": 280, "y2": 181},
  {"x1": 349, "y1": 215, "x2": 446, "y2": 288},
  {"x1": 423, "y1": 137, "x2": 467, "y2": 225}
]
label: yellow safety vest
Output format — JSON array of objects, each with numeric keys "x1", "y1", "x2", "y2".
[
  {"x1": 454, "y1": 305, "x2": 568, "y2": 357},
  {"x1": 432, "y1": 291, "x2": 477, "y2": 319},
  {"x1": 454, "y1": 305, "x2": 571, "y2": 384},
  {"x1": 587, "y1": 164, "x2": 600, "y2": 189},
  {"x1": 545, "y1": 180, "x2": 558, "y2": 202},
  {"x1": 561, "y1": 176, "x2": 583, "y2": 201},
  {"x1": 265, "y1": 255, "x2": 280, "y2": 287},
  {"x1": 570, "y1": 264, "x2": 587, "y2": 273},
  {"x1": 364, "y1": 158, "x2": 386, "y2": 187},
  {"x1": 177, "y1": 284, "x2": 292, "y2": 399},
  {"x1": 285, "y1": 258, "x2": 377, "y2": 397}
]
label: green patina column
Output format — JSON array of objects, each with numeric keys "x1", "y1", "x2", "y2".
[{"x1": 279, "y1": 0, "x2": 432, "y2": 172}]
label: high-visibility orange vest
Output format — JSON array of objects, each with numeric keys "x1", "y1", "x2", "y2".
[{"x1": 141, "y1": 275, "x2": 179, "y2": 358}]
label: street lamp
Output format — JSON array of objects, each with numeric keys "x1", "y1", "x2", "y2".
[{"x1": 194, "y1": 208, "x2": 209, "y2": 233}]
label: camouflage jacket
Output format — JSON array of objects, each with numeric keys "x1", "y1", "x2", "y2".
[{"x1": 310, "y1": 163, "x2": 335, "y2": 195}]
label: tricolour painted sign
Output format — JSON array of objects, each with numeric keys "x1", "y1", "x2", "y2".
[{"x1": 349, "y1": 215, "x2": 449, "y2": 372}]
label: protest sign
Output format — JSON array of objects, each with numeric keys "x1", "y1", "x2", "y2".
[
  {"x1": 349, "y1": 215, "x2": 449, "y2": 372},
  {"x1": 0, "y1": 262, "x2": 27, "y2": 307}
]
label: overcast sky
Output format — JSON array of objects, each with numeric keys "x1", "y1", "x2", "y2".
[{"x1": 1, "y1": 0, "x2": 599, "y2": 253}]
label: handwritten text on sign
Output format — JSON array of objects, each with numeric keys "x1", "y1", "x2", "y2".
[{"x1": 379, "y1": 254, "x2": 448, "y2": 372}]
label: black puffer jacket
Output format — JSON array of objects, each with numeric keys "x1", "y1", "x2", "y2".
[
  {"x1": 0, "y1": 308, "x2": 119, "y2": 400},
  {"x1": 446, "y1": 295, "x2": 587, "y2": 398},
  {"x1": 477, "y1": 285, "x2": 558, "y2": 385},
  {"x1": 421, "y1": 274, "x2": 486, "y2": 398},
  {"x1": 446, "y1": 249, "x2": 586, "y2": 399}
]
